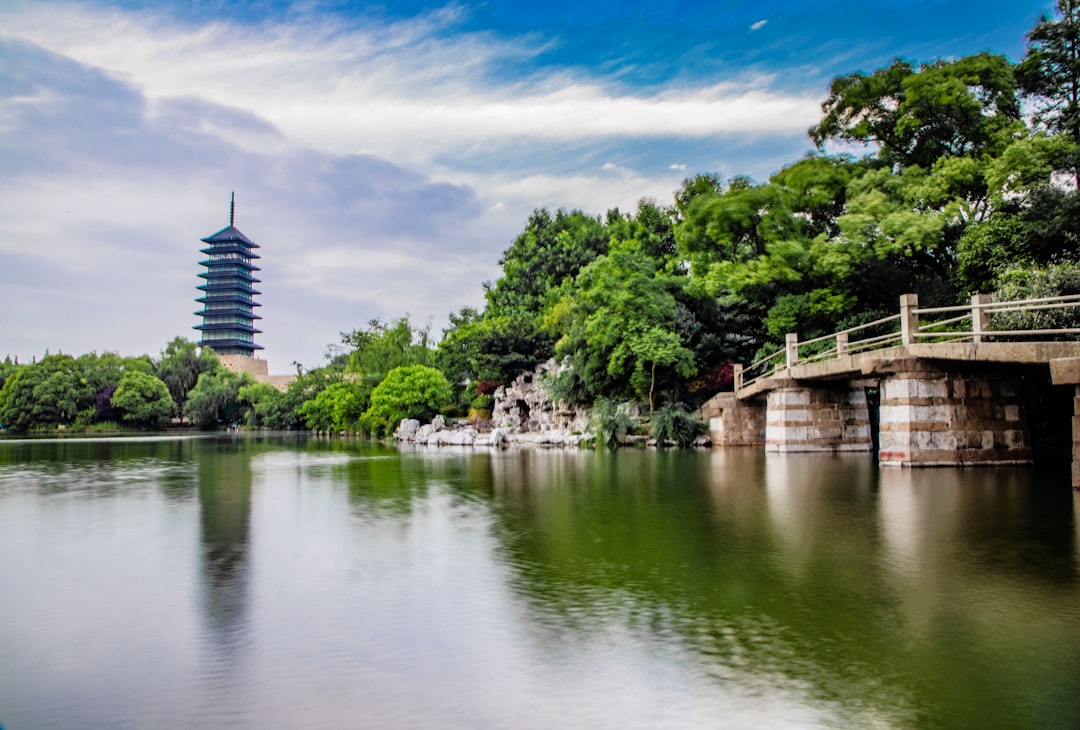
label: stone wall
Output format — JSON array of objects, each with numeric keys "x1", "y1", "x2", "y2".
[
  {"x1": 219, "y1": 355, "x2": 269, "y2": 378},
  {"x1": 218, "y1": 354, "x2": 295, "y2": 392}
]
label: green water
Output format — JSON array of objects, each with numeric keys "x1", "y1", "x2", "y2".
[{"x1": 0, "y1": 435, "x2": 1077, "y2": 729}]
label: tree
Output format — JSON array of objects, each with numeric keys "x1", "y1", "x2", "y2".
[
  {"x1": 0, "y1": 355, "x2": 83, "y2": 432},
  {"x1": 810, "y1": 54, "x2": 1020, "y2": 169},
  {"x1": 299, "y1": 380, "x2": 372, "y2": 432},
  {"x1": 110, "y1": 371, "x2": 175, "y2": 429},
  {"x1": 0, "y1": 358, "x2": 18, "y2": 392},
  {"x1": 1018, "y1": 0, "x2": 1080, "y2": 142},
  {"x1": 485, "y1": 208, "x2": 608, "y2": 318},
  {"x1": 75, "y1": 352, "x2": 155, "y2": 425},
  {"x1": 362, "y1": 365, "x2": 453, "y2": 437},
  {"x1": 551, "y1": 240, "x2": 695, "y2": 408},
  {"x1": 955, "y1": 133, "x2": 1080, "y2": 292},
  {"x1": 342, "y1": 317, "x2": 433, "y2": 378},
  {"x1": 183, "y1": 368, "x2": 250, "y2": 428},
  {"x1": 155, "y1": 338, "x2": 219, "y2": 415}
]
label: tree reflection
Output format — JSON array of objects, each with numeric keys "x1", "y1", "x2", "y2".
[{"x1": 480, "y1": 447, "x2": 1080, "y2": 730}]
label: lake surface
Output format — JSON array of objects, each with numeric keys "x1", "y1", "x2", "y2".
[{"x1": 0, "y1": 434, "x2": 1078, "y2": 729}]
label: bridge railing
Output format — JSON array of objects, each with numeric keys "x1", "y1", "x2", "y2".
[
  {"x1": 910, "y1": 293, "x2": 1080, "y2": 343},
  {"x1": 736, "y1": 313, "x2": 902, "y2": 391},
  {"x1": 734, "y1": 292, "x2": 1080, "y2": 394}
]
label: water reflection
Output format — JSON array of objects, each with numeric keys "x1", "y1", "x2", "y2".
[
  {"x1": 196, "y1": 439, "x2": 253, "y2": 679},
  {"x1": 1, "y1": 437, "x2": 1078, "y2": 729},
  {"x1": 479, "y1": 448, "x2": 1080, "y2": 729}
]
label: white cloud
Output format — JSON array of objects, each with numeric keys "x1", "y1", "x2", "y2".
[
  {"x1": 1, "y1": 3, "x2": 820, "y2": 167},
  {"x1": 670, "y1": 163, "x2": 687, "y2": 171},
  {"x1": 751, "y1": 19, "x2": 769, "y2": 31}
]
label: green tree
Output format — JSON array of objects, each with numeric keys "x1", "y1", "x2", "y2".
[
  {"x1": 155, "y1": 338, "x2": 219, "y2": 415},
  {"x1": 1018, "y1": 0, "x2": 1080, "y2": 142},
  {"x1": 551, "y1": 240, "x2": 695, "y2": 408},
  {"x1": 810, "y1": 54, "x2": 1020, "y2": 169},
  {"x1": 183, "y1": 368, "x2": 250, "y2": 428},
  {"x1": 342, "y1": 316, "x2": 433, "y2": 378},
  {"x1": 485, "y1": 208, "x2": 608, "y2": 318},
  {"x1": 299, "y1": 380, "x2": 372, "y2": 432},
  {"x1": 237, "y1": 381, "x2": 285, "y2": 428},
  {"x1": 362, "y1": 365, "x2": 453, "y2": 437},
  {"x1": 0, "y1": 358, "x2": 18, "y2": 392},
  {"x1": 0, "y1": 355, "x2": 83, "y2": 432},
  {"x1": 955, "y1": 133, "x2": 1080, "y2": 291},
  {"x1": 110, "y1": 370, "x2": 175, "y2": 429}
]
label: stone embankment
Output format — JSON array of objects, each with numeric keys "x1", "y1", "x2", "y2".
[{"x1": 393, "y1": 415, "x2": 591, "y2": 448}]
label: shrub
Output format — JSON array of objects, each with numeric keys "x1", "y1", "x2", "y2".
[
  {"x1": 649, "y1": 402, "x2": 704, "y2": 448},
  {"x1": 990, "y1": 262, "x2": 1080, "y2": 336},
  {"x1": 362, "y1": 365, "x2": 453, "y2": 438},
  {"x1": 590, "y1": 398, "x2": 635, "y2": 450}
]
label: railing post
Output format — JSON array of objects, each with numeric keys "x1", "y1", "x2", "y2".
[
  {"x1": 971, "y1": 293, "x2": 990, "y2": 343},
  {"x1": 733, "y1": 364, "x2": 743, "y2": 394},
  {"x1": 900, "y1": 293, "x2": 919, "y2": 346},
  {"x1": 836, "y1": 332, "x2": 848, "y2": 357},
  {"x1": 785, "y1": 333, "x2": 799, "y2": 369}
]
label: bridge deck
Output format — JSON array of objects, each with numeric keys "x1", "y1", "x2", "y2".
[{"x1": 737, "y1": 342, "x2": 1080, "y2": 399}]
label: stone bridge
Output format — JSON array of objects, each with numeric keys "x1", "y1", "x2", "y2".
[{"x1": 699, "y1": 293, "x2": 1080, "y2": 487}]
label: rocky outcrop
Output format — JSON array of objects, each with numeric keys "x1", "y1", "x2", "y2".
[
  {"x1": 393, "y1": 360, "x2": 593, "y2": 448},
  {"x1": 490, "y1": 359, "x2": 591, "y2": 434}
]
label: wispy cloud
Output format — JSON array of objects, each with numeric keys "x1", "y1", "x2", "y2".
[
  {"x1": 1, "y1": 3, "x2": 820, "y2": 164},
  {"x1": 751, "y1": 19, "x2": 769, "y2": 31}
]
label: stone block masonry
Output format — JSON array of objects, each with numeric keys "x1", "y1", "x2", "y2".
[
  {"x1": 878, "y1": 363, "x2": 1030, "y2": 467},
  {"x1": 764, "y1": 383, "x2": 872, "y2": 453},
  {"x1": 700, "y1": 392, "x2": 765, "y2": 446},
  {"x1": 1049, "y1": 357, "x2": 1080, "y2": 488},
  {"x1": 218, "y1": 354, "x2": 295, "y2": 392}
]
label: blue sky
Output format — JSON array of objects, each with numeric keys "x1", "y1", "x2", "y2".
[{"x1": 0, "y1": 0, "x2": 1052, "y2": 372}]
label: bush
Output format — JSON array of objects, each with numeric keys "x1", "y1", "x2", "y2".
[
  {"x1": 649, "y1": 402, "x2": 704, "y2": 448},
  {"x1": 990, "y1": 262, "x2": 1080, "y2": 336},
  {"x1": 470, "y1": 393, "x2": 494, "y2": 411},
  {"x1": 362, "y1": 365, "x2": 453, "y2": 437},
  {"x1": 590, "y1": 398, "x2": 635, "y2": 450}
]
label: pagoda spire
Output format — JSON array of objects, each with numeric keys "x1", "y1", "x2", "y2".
[{"x1": 230, "y1": 192, "x2": 235, "y2": 227}]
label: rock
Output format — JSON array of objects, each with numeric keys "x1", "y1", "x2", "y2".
[
  {"x1": 394, "y1": 419, "x2": 421, "y2": 441},
  {"x1": 431, "y1": 415, "x2": 446, "y2": 432},
  {"x1": 414, "y1": 424, "x2": 434, "y2": 444}
]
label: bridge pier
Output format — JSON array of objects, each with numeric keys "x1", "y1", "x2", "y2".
[
  {"x1": 764, "y1": 382, "x2": 873, "y2": 453},
  {"x1": 878, "y1": 362, "x2": 1031, "y2": 467},
  {"x1": 701, "y1": 393, "x2": 765, "y2": 446},
  {"x1": 1050, "y1": 358, "x2": 1080, "y2": 488}
]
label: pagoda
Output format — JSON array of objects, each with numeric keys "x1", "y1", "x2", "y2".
[{"x1": 194, "y1": 194, "x2": 264, "y2": 356}]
